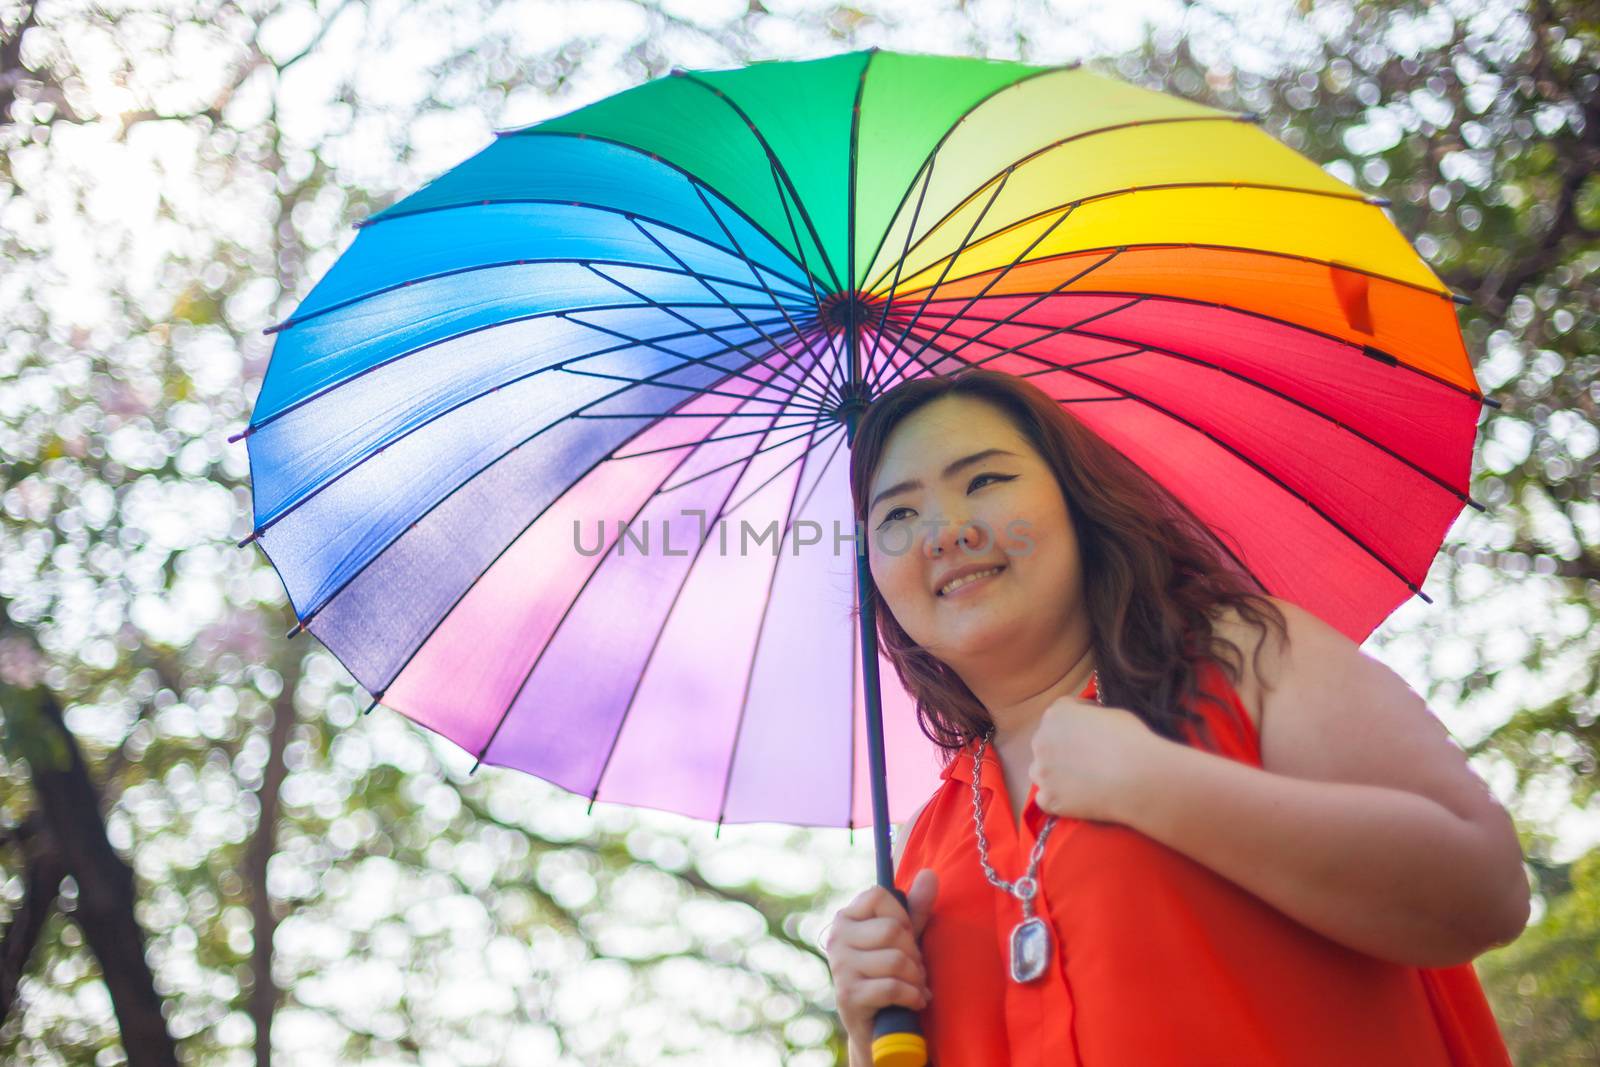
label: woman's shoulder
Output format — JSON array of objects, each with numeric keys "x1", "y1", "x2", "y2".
[
  {"x1": 892, "y1": 792, "x2": 938, "y2": 875},
  {"x1": 1200, "y1": 596, "x2": 1295, "y2": 737}
]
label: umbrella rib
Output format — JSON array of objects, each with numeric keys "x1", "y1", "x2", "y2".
[
  {"x1": 843, "y1": 48, "x2": 874, "y2": 405},
  {"x1": 580, "y1": 365, "x2": 842, "y2": 803},
  {"x1": 263, "y1": 323, "x2": 820, "y2": 630},
  {"x1": 863, "y1": 322, "x2": 953, "y2": 393},
  {"x1": 886, "y1": 216, "x2": 1460, "y2": 307},
  {"x1": 892, "y1": 242, "x2": 1468, "y2": 309},
  {"x1": 350, "y1": 197, "x2": 812, "y2": 292},
  {"x1": 580, "y1": 263, "x2": 832, "y2": 410},
  {"x1": 706, "y1": 414, "x2": 844, "y2": 524},
  {"x1": 265, "y1": 253, "x2": 808, "y2": 337},
  {"x1": 620, "y1": 328, "x2": 838, "y2": 519},
  {"x1": 655, "y1": 419, "x2": 834, "y2": 497},
  {"x1": 713, "y1": 416, "x2": 847, "y2": 831},
  {"x1": 862, "y1": 112, "x2": 1334, "y2": 294},
  {"x1": 583, "y1": 421, "x2": 850, "y2": 807},
  {"x1": 557, "y1": 314, "x2": 828, "y2": 414},
  {"x1": 1068, "y1": 362, "x2": 1436, "y2": 604},
  {"x1": 474, "y1": 399, "x2": 781, "y2": 776},
  {"x1": 370, "y1": 128, "x2": 821, "y2": 291},
  {"x1": 626, "y1": 217, "x2": 837, "y2": 412},
  {"x1": 763, "y1": 155, "x2": 850, "y2": 397},
  {"x1": 846, "y1": 48, "x2": 872, "y2": 295},
  {"x1": 608, "y1": 417, "x2": 821, "y2": 460},
  {"x1": 784, "y1": 418, "x2": 852, "y2": 543},
  {"x1": 689, "y1": 182, "x2": 843, "y2": 411},
  {"x1": 717, "y1": 147, "x2": 846, "y2": 403},
  {"x1": 425, "y1": 339, "x2": 834, "y2": 763},
  {"x1": 243, "y1": 299, "x2": 793, "y2": 439},
  {"x1": 856, "y1": 62, "x2": 1076, "y2": 288},
  {"x1": 676, "y1": 71, "x2": 845, "y2": 293},
  {"x1": 551, "y1": 320, "x2": 826, "y2": 420},
  {"x1": 545, "y1": 324, "x2": 837, "y2": 432},
  {"x1": 554, "y1": 365, "x2": 830, "y2": 417},
  {"x1": 245, "y1": 317, "x2": 812, "y2": 539},
  {"x1": 866, "y1": 149, "x2": 939, "y2": 397},
  {"x1": 903, "y1": 317, "x2": 1446, "y2": 600},
  {"x1": 377, "y1": 345, "x2": 833, "y2": 747},
  {"x1": 910, "y1": 279, "x2": 1492, "y2": 409},
  {"x1": 896, "y1": 204, "x2": 1084, "y2": 371},
  {"x1": 885, "y1": 247, "x2": 1123, "y2": 372},
  {"x1": 575, "y1": 410, "x2": 826, "y2": 420},
  {"x1": 910, "y1": 307, "x2": 1482, "y2": 508},
  {"x1": 362, "y1": 398, "x2": 719, "y2": 724},
  {"x1": 890, "y1": 293, "x2": 1144, "y2": 382},
  {"x1": 786, "y1": 323, "x2": 851, "y2": 431},
  {"x1": 862, "y1": 110, "x2": 1259, "y2": 294},
  {"x1": 882, "y1": 166, "x2": 1014, "y2": 362}
]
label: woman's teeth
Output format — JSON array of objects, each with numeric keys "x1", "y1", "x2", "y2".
[{"x1": 939, "y1": 566, "x2": 1004, "y2": 597}]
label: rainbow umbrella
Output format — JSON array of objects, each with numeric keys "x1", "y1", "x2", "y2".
[{"x1": 237, "y1": 47, "x2": 1486, "y2": 1061}]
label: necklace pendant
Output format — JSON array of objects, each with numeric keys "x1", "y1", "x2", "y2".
[{"x1": 1008, "y1": 915, "x2": 1052, "y2": 983}]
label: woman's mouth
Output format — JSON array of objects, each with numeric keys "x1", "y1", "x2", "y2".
[{"x1": 936, "y1": 564, "x2": 1006, "y2": 598}]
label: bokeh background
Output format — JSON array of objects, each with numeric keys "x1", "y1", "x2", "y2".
[{"x1": 1, "y1": 0, "x2": 1596, "y2": 1063}]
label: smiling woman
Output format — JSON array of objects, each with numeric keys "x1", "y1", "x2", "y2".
[
  {"x1": 851, "y1": 368, "x2": 1284, "y2": 763},
  {"x1": 819, "y1": 369, "x2": 1523, "y2": 1067}
]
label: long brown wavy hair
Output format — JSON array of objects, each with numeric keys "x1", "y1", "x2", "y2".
[{"x1": 847, "y1": 368, "x2": 1288, "y2": 764}]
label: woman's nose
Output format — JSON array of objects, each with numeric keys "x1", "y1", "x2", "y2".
[{"x1": 924, "y1": 514, "x2": 979, "y2": 559}]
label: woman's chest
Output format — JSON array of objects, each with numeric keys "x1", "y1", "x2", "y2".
[{"x1": 914, "y1": 787, "x2": 1227, "y2": 939}]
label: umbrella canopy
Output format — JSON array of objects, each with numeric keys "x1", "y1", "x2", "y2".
[{"x1": 238, "y1": 49, "x2": 1486, "y2": 831}]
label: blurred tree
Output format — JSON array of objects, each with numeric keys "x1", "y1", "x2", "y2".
[
  {"x1": 1, "y1": 0, "x2": 1595, "y2": 1064},
  {"x1": 1, "y1": 643, "x2": 179, "y2": 1067}
]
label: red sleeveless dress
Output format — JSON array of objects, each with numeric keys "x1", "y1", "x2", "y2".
[{"x1": 893, "y1": 657, "x2": 1514, "y2": 1066}]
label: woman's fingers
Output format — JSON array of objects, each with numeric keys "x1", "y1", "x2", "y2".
[
  {"x1": 826, "y1": 882, "x2": 937, "y2": 1037},
  {"x1": 837, "y1": 976, "x2": 931, "y2": 1015},
  {"x1": 837, "y1": 945, "x2": 927, "y2": 991},
  {"x1": 838, "y1": 884, "x2": 910, "y2": 923},
  {"x1": 833, "y1": 914, "x2": 920, "y2": 958}
]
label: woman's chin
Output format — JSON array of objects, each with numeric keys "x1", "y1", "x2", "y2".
[{"x1": 925, "y1": 606, "x2": 1024, "y2": 659}]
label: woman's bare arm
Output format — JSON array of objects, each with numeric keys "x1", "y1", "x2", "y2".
[{"x1": 1116, "y1": 597, "x2": 1529, "y2": 967}]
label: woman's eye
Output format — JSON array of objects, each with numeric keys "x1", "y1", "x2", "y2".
[{"x1": 878, "y1": 475, "x2": 1013, "y2": 527}]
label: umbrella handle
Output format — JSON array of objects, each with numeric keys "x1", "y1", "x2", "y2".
[{"x1": 870, "y1": 887, "x2": 929, "y2": 1067}]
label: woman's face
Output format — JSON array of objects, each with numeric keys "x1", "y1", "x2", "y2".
[{"x1": 864, "y1": 394, "x2": 1082, "y2": 665}]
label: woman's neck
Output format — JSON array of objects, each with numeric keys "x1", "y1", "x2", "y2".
[{"x1": 977, "y1": 643, "x2": 1096, "y2": 754}]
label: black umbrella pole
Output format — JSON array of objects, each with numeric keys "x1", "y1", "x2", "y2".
[{"x1": 847, "y1": 412, "x2": 930, "y2": 1067}]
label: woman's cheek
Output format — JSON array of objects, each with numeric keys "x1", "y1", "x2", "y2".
[{"x1": 871, "y1": 540, "x2": 920, "y2": 607}]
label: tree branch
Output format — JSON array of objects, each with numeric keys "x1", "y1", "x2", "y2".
[
  {"x1": 0, "y1": 815, "x2": 66, "y2": 1026},
  {"x1": 4, "y1": 685, "x2": 179, "y2": 1067},
  {"x1": 243, "y1": 650, "x2": 300, "y2": 1067}
]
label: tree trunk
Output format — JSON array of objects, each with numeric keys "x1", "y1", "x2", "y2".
[
  {"x1": 244, "y1": 657, "x2": 298, "y2": 1067},
  {"x1": 13, "y1": 687, "x2": 179, "y2": 1067},
  {"x1": 0, "y1": 816, "x2": 66, "y2": 1024}
]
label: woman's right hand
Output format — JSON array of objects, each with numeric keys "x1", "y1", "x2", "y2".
[{"x1": 825, "y1": 868, "x2": 939, "y2": 1053}]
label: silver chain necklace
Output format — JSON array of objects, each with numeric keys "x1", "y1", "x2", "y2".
[{"x1": 970, "y1": 668, "x2": 1102, "y2": 983}]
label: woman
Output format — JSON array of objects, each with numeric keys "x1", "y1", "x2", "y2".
[{"x1": 822, "y1": 369, "x2": 1526, "y2": 1066}]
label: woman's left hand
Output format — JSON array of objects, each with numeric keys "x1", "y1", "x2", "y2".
[{"x1": 1028, "y1": 695, "x2": 1173, "y2": 824}]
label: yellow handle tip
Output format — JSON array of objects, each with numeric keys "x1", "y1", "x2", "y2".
[{"x1": 871, "y1": 1030, "x2": 928, "y2": 1067}]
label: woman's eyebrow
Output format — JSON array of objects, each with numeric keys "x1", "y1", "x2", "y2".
[{"x1": 869, "y1": 448, "x2": 1020, "y2": 511}]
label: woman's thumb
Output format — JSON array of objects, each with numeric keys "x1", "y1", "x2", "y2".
[{"x1": 907, "y1": 868, "x2": 939, "y2": 936}]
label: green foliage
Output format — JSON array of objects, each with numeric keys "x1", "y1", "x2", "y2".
[{"x1": 1480, "y1": 846, "x2": 1600, "y2": 1065}]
